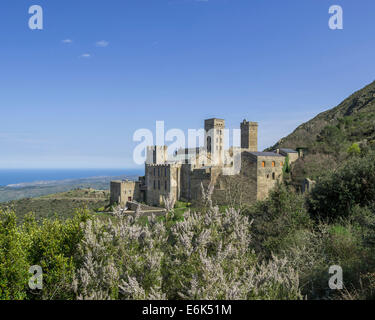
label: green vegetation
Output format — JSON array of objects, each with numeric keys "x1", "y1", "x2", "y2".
[
  {"x1": 347, "y1": 142, "x2": 361, "y2": 156},
  {"x1": 0, "y1": 209, "x2": 90, "y2": 300},
  {"x1": 1, "y1": 150, "x2": 375, "y2": 300},
  {"x1": 269, "y1": 80, "x2": 375, "y2": 183},
  {"x1": 252, "y1": 151, "x2": 375, "y2": 299},
  {"x1": 0, "y1": 189, "x2": 110, "y2": 223},
  {"x1": 2, "y1": 81, "x2": 375, "y2": 300},
  {"x1": 308, "y1": 152, "x2": 375, "y2": 221}
]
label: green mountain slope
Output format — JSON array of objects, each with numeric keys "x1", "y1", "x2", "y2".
[
  {"x1": 0, "y1": 188, "x2": 110, "y2": 223},
  {"x1": 268, "y1": 80, "x2": 375, "y2": 181}
]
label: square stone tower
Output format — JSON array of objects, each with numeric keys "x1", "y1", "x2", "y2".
[
  {"x1": 204, "y1": 118, "x2": 225, "y2": 165},
  {"x1": 240, "y1": 120, "x2": 258, "y2": 152}
]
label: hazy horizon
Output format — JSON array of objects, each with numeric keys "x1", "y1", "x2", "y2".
[{"x1": 0, "y1": 168, "x2": 143, "y2": 187}]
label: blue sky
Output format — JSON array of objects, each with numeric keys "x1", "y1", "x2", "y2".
[{"x1": 1, "y1": 0, "x2": 374, "y2": 169}]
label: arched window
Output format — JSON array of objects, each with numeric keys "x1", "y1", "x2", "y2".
[
  {"x1": 272, "y1": 172, "x2": 276, "y2": 180},
  {"x1": 262, "y1": 161, "x2": 265, "y2": 167},
  {"x1": 272, "y1": 161, "x2": 275, "y2": 167}
]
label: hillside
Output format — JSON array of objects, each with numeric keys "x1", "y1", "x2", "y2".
[
  {"x1": 0, "y1": 188, "x2": 110, "y2": 223},
  {"x1": 0, "y1": 174, "x2": 135, "y2": 203},
  {"x1": 268, "y1": 80, "x2": 375, "y2": 182}
]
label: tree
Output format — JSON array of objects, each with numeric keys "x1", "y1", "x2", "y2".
[
  {"x1": 347, "y1": 143, "x2": 361, "y2": 157},
  {"x1": 308, "y1": 152, "x2": 375, "y2": 221},
  {"x1": 282, "y1": 154, "x2": 291, "y2": 176},
  {"x1": 0, "y1": 209, "x2": 29, "y2": 300}
]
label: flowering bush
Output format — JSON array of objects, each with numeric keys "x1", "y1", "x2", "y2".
[{"x1": 71, "y1": 205, "x2": 302, "y2": 300}]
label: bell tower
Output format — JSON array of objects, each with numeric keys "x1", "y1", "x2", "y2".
[
  {"x1": 204, "y1": 118, "x2": 225, "y2": 165},
  {"x1": 240, "y1": 120, "x2": 258, "y2": 152}
]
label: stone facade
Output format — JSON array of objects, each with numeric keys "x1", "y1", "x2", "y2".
[
  {"x1": 275, "y1": 148, "x2": 299, "y2": 164},
  {"x1": 145, "y1": 163, "x2": 182, "y2": 206},
  {"x1": 110, "y1": 180, "x2": 141, "y2": 206},
  {"x1": 240, "y1": 120, "x2": 258, "y2": 152},
  {"x1": 241, "y1": 152, "x2": 284, "y2": 200},
  {"x1": 204, "y1": 118, "x2": 225, "y2": 166},
  {"x1": 111, "y1": 118, "x2": 300, "y2": 207}
]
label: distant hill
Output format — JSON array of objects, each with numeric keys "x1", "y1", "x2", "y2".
[
  {"x1": 267, "y1": 80, "x2": 375, "y2": 182},
  {"x1": 0, "y1": 174, "x2": 137, "y2": 203},
  {"x1": 0, "y1": 188, "x2": 111, "y2": 223}
]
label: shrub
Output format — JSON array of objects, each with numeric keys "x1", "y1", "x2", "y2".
[
  {"x1": 71, "y1": 206, "x2": 302, "y2": 300},
  {"x1": 23, "y1": 209, "x2": 91, "y2": 300},
  {"x1": 308, "y1": 152, "x2": 375, "y2": 221},
  {"x1": 0, "y1": 209, "x2": 29, "y2": 300},
  {"x1": 244, "y1": 183, "x2": 311, "y2": 256},
  {"x1": 347, "y1": 143, "x2": 361, "y2": 156}
]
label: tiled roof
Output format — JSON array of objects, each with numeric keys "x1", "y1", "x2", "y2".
[
  {"x1": 280, "y1": 148, "x2": 298, "y2": 153},
  {"x1": 249, "y1": 152, "x2": 284, "y2": 157}
]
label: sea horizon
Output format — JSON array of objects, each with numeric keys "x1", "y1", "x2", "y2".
[{"x1": 0, "y1": 168, "x2": 143, "y2": 187}]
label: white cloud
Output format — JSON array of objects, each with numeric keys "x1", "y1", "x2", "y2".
[
  {"x1": 80, "y1": 53, "x2": 91, "y2": 58},
  {"x1": 62, "y1": 39, "x2": 73, "y2": 44},
  {"x1": 95, "y1": 40, "x2": 109, "y2": 47}
]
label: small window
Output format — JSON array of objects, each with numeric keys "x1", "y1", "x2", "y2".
[
  {"x1": 272, "y1": 161, "x2": 275, "y2": 167},
  {"x1": 153, "y1": 168, "x2": 156, "y2": 176},
  {"x1": 262, "y1": 161, "x2": 265, "y2": 167},
  {"x1": 165, "y1": 181, "x2": 167, "y2": 190},
  {"x1": 266, "y1": 174, "x2": 270, "y2": 179},
  {"x1": 158, "y1": 180, "x2": 160, "y2": 190},
  {"x1": 165, "y1": 167, "x2": 167, "y2": 176},
  {"x1": 153, "y1": 180, "x2": 156, "y2": 189},
  {"x1": 272, "y1": 173, "x2": 276, "y2": 180}
]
